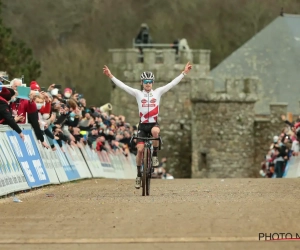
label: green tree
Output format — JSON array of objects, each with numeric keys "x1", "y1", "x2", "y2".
[{"x1": 0, "y1": 0, "x2": 41, "y2": 82}]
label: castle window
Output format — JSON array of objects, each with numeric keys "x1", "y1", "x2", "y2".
[{"x1": 198, "y1": 152, "x2": 207, "y2": 171}]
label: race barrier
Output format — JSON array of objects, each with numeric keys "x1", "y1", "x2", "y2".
[
  {"x1": 283, "y1": 156, "x2": 300, "y2": 178},
  {"x1": 0, "y1": 124, "x2": 137, "y2": 197}
]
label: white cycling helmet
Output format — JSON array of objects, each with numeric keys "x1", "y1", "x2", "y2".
[{"x1": 140, "y1": 71, "x2": 155, "y2": 80}]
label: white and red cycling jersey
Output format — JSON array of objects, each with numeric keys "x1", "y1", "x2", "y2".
[{"x1": 111, "y1": 73, "x2": 185, "y2": 123}]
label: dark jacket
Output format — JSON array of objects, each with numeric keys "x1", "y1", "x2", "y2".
[
  {"x1": 54, "y1": 113, "x2": 79, "y2": 128},
  {"x1": 10, "y1": 98, "x2": 45, "y2": 142},
  {"x1": 28, "y1": 110, "x2": 45, "y2": 142},
  {"x1": 73, "y1": 134, "x2": 83, "y2": 144},
  {"x1": 87, "y1": 134, "x2": 98, "y2": 147},
  {"x1": 0, "y1": 96, "x2": 22, "y2": 134}
]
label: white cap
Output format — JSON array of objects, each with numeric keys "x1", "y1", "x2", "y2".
[
  {"x1": 273, "y1": 135, "x2": 279, "y2": 143},
  {"x1": 259, "y1": 170, "x2": 266, "y2": 177},
  {"x1": 51, "y1": 88, "x2": 59, "y2": 96}
]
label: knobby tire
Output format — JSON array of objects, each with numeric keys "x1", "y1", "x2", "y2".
[
  {"x1": 142, "y1": 147, "x2": 148, "y2": 196},
  {"x1": 146, "y1": 148, "x2": 151, "y2": 196}
]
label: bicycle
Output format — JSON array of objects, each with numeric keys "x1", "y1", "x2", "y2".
[{"x1": 130, "y1": 134, "x2": 162, "y2": 196}]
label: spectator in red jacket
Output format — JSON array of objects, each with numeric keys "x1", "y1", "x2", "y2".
[
  {"x1": 10, "y1": 78, "x2": 37, "y2": 124},
  {"x1": 0, "y1": 87, "x2": 24, "y2": 140},
  {"x1": 30, "y1": 81, "x2": 52, "y2": 115},
  {"x1": 96, "y1": 136, "x2": 106, "y2": 151},
  {"x1": 9, "y1": 78, "x2": 48, "y2": 148}
]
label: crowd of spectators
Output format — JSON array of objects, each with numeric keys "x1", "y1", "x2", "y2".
[
  {"x1": 0, "y1": 78, "x2": 139, "y2": 155},
  {"x1": 0, "y1": 77, "x2": 174, "y2": 179},
  {"x1": 260, "y1": 114, "x2": 300, "y2": 178}
]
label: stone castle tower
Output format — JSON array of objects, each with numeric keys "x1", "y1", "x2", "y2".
[
  {"x1": 191, "y1": 77, "x2": 259, "y2": 177},
  {"x1": 108, "y1": 47, "x2": 287, "y2": 178}
]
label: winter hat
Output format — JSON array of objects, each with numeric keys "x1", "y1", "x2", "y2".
[
  {"x1": 64, "y1": 88, "x2": 72, "y2": 94},
  {"x1": 0, "y1": 87, "x2": 12, "y2": 101},
  {"x1": 30, "y1": 81, "x2": 41, "y2": 91}
]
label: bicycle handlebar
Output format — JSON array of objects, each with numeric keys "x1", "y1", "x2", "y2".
[{"x1": 130, "y1": 136, "x2": 161, "y2": 144}]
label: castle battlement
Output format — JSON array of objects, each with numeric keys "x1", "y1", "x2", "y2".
[
  {"x1": 108, "y1": 48, "x2": 210, "y2": 65},
  {"x1": 108, "y1": 48, "x2": 211, "y2": 82},
  {"x1": 190, "y1": 76, "x2": 260, "y2": 103}
]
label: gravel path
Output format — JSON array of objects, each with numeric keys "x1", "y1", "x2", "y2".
[{"x1": 0, "y1": 178, "x2": 299, "y2": 249}]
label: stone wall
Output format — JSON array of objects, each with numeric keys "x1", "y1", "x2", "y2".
[
  {"x1": 108, "y1": 48, "x2": 210, "y2": 177},
  {"x1": 191, "y1": 77, "x2": 259, "y2": 178},
  {"x1": 253, "y1": 118, "x2": 272, "y2": 177}
]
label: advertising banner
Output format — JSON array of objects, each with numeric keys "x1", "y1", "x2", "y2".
[
  {"x1": 79, "y1": 143, "x2": 104, "y2": 178},
  {"x1": 43, "y1": 137, "x2": 69, "y2": 183},
  {"x1": 109, "y1": 151, "x2": 125, "y2": 179},
  {"x1": 35, "y1": 136, "x2": 60, "y2": 184},
  {"x1": 0, "y1": 124, "x2": 139, "y2": 198},
  {"x1": 118, "y1": 152, "x2": 136, "y2": 179},
  {"x1": 53, "y1": 141, "x2": 80, "y2": 181},
  {"x1": 0, "y1": 133, "x2": 30, "y2": 195},
  {"x1": 6, "y1": 129, "x2": 50, "y2": 188},
  {"x1": 98, "y1": 151, "x2": 114, "y2": 169},
  {"x1": 67, "y1": 144, "x2": 92, "y2": 179},
  {"x1": 97, "y1": 151, "x2": 118, "y2": 178}
]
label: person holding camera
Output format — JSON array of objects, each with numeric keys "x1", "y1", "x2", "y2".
[{"x1": 0, "y1": 87, "x2": 25, "y2": 141}]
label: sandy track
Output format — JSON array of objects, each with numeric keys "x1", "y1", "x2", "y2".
[{"x1": 0, "y1": 178, "x2": 300, "y2": 249}]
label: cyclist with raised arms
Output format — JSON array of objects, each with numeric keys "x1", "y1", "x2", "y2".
[{"x1": 103, "y1": 62, "x2": 192, "y2": 188}]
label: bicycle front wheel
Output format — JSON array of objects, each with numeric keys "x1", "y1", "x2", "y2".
[
  {"x1": 142, "y1": 147, "x2": 149, "y2": 196},
  {"x1": 146, "y1": 148, "x2": 151, "y2": 196}
]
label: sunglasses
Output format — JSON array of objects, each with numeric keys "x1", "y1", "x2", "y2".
[{"x1": 142, "y1": 79, "x2": 153, "y2": 84}]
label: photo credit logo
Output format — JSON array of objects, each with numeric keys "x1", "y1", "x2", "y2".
[{"x1": 259, "y1": 233, "x2": 300, "y2": 241}]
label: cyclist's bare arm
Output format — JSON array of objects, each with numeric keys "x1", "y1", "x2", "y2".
[
  {"x1": 155, "y1": 62, "x2": 192, "y2": 96},
  {"x1": 103, "y1": 65, "x2": 138, "y2": 97}
]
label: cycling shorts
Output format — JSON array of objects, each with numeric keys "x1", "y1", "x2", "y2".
[{"x1": 136, "y1": 122, "x2": 159, "y2": 144}]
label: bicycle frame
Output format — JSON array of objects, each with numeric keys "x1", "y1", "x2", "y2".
[{"x1": 130, "y1": 136, "x2": 162, "y2": 196}]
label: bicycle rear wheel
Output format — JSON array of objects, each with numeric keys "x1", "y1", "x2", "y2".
[{"x1": 142, "y1": 147, "x2": 148, "y2": 196}]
